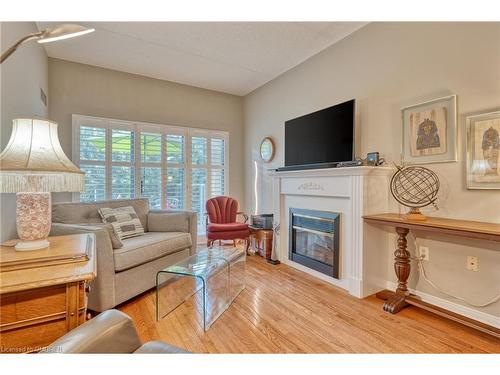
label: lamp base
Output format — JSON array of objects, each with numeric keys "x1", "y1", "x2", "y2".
[
  {"x1": 15, "y1": 239, "x2": 50, "y2": 251},
  {"x1": 16, "y1": 192, "x2": 52, "y2": 250}
]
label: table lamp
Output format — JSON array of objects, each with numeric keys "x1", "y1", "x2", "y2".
[{"x1": 0, "y1": 119, "x2": 85, "y2": 251}]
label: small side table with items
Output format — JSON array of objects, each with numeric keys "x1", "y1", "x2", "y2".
[
  {"x1": 249, "y1": 226, "x2": 273, "y2": 259},
  {"x1": 0, "y1": 234, "x2": 96, "y2": 353},
  {"x1": 249, "y1": 214, "x2": 277, "y2": 263}
]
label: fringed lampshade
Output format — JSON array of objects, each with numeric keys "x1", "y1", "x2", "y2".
[{"x1": 0, "y1": 118, "x2": 84, "y2": 250}]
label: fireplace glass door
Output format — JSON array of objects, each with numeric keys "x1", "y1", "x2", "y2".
[{"x1": 289, "y1": 208, "x2": 340, "y2": 278}]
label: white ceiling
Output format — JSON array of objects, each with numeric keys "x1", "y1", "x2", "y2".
[{"x1": 37, "y1": 22, "x2": 367, "y2": 96}]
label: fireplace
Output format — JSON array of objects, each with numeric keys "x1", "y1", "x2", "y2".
[{"x1": 289, "y1": 208, "x2": 340, "y2": 279}]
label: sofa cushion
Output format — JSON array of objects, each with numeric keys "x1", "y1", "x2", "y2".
[
  {"x1": 148, "y1": 211, "x2": 190, "y2": 233},
  {"x1": 207, "y1": 223, "x2": 249, "y2": 232},
  {"x1": 52, "y1": 198, "x2": 150, "y2": 231},
  {"x1": 114, "y1": 232, "x2": 192, "y2": 272},
  {"x1": 99, "y1": 206, "x2": 145, "y2": 240}
]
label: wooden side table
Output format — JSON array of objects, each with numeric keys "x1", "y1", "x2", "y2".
[
  {"x1": 249, "y1": 226, "x2": 273, "y2": 259},
  {"x1": 0, "y1": 234, "x2": 96, "y2": 353}
]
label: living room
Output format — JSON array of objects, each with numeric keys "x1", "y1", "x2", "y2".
[{"x1": 1, "y1": 0, "x2": 499, "y2": 371}]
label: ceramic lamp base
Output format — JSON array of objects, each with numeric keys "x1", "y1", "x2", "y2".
[
  {"x1": 15, "y1": 239, "x2": 50, "y2": 251},
  {"x1": 15, "y1": 192, "x2": 51, "y2": 252}
]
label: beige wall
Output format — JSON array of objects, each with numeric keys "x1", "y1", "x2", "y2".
[
  {"x1": 0, "y1": 22, "x2": 49, "y2": 242},
  {"x1": 48, "y1": 58, "x2": 245, "y2": 208},
  {"x1": 244, "y1": 23, "x2": 500, "y2": 317}
]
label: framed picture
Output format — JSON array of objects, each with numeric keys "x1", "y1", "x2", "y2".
[
  {"x1": 401, "y1": 95, "x2": 457, "y2": 164},
  {"x1": 466, "y1": 110, "x2": 500, "y2": 189}
]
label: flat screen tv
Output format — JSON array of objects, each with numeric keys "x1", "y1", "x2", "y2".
[{"x1": 283, "y1": 99, "x2": 354, "y2": 170}]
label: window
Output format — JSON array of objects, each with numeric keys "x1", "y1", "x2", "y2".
[
  {"x1": 73, "y1": 115, "x2": 229, "y2": 236},
  {"x1": 140, "y1": 132, "x2": 162, "y2": 209}
]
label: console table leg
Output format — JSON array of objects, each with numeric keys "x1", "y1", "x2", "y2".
[{"x1": 383, "y1": 226, "x2": 410, "y2": 314}]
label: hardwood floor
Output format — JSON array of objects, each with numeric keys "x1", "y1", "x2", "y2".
[{"x1": 119, "y1": 255, "x2": 500, "y2": 353}]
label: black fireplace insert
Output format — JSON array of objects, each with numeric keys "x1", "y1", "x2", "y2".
[{"x1": 289, "y1": 208, "x2": 340, "y2": 279}]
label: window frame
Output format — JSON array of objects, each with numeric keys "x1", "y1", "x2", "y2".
[{"x1": 72, "y1": 114, "x2": 229, "y2": 212}]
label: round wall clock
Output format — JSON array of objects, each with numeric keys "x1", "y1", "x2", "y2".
[{"x1": 260, "y1": 137, "x2": 275, "y2": 163}]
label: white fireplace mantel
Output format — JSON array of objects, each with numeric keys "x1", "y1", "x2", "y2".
[{"x1": 269, "y1": 166, "x2": 393, "y2": 298}]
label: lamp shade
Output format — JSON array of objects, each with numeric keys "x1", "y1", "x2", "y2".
[
  {"x1": 0, "y1": 118, "x2": 84, "y2": 193},
  {"x1": 37, "y1": 24, "x2": 95, "y2": 44}
]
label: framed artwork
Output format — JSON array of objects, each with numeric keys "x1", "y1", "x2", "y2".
[
  {"x1": 401, "y1": 95, "x2": 457, "y2": 164},
  {"x1": 466, "y1": 110, "x2": 500, "y2": 189}
]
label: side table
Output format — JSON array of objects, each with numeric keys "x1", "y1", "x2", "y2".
[
  {"x1": 249, "y1": 226, "x2": 273, "y2": 259},
  {"x1": 0, "y1": 234, "x2": 97, "y2": 353}
]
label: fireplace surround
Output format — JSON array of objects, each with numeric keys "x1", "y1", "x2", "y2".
[{"x1": 269, "y1": 166, "x2": 393, "y2": 297}]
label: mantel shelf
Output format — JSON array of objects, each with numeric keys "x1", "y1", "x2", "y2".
[{"x1": 268, "y1": 165, "x2": 394, "y2": 178}]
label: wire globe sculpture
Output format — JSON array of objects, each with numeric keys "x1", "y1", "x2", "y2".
[{"x1": 390, "y1": 165, "x2": 440, "y2": 221}]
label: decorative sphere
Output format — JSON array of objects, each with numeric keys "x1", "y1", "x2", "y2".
[{"x1": 390, "y1": 166, "x2": 440, "y2": 209}]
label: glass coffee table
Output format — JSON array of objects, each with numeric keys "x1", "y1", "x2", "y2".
[{"x1": 156, "y1": 247, "x2": 245, "y2": 331}]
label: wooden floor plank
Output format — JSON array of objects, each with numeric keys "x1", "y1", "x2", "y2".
[{"x1": 118, "y1": 255, "x2": 500, "y2": 353}]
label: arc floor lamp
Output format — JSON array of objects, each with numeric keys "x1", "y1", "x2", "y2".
[{"x1": 0, "y1": 23, "x2": 95, "y2": 64}]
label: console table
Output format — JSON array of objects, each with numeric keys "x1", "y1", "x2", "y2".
[{"x1": 363, "y1": 213, "x2": 500, "y2": 338}]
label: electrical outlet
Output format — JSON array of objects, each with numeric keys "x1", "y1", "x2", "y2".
[
  {"x1": 419, "y1": 246, "x2": 430, "y2": 261},
  {"x1": 466, "y1": 256, "x2": 479, "y2": 271}
]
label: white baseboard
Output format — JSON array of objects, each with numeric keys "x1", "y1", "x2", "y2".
[{"x1": 386, "y1": 281, "x2": 500, "y2": 329}]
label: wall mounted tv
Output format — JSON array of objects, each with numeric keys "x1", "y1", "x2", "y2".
[{"x1": 281, "y1": 99, "x2": 355, "y2": 171}]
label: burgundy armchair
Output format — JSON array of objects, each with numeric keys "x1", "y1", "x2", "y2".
[{"x1": 206, "y1": 196, "x2": 250, "y2": 254}]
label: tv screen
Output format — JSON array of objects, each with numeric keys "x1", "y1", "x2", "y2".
[{"x1": 285, "y1": 99, "x2": 354, "y2": 167}]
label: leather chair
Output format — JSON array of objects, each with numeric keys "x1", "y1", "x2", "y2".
[
  {"x1": 42, "y1": 310, "x2": 189, "y2": 353},
  {"x1": 206, "y1": 196, "x2": 250, "y2": 254}
]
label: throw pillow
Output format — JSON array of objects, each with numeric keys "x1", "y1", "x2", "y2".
[{"x1": 98, "y1": 206, "x2": 145, "y2": 240}]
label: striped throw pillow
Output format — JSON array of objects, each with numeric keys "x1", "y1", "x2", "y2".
[{"x1": 98, "y1": 206, "x2": 145, "y2": 240}]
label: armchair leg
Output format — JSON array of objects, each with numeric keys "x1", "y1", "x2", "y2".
[
  {"x1": 245, "y1": 237, "x2": 250, "y2": 255},
  {"x1": 207, "y1": 240, "x2": 213, "y2": 248}
]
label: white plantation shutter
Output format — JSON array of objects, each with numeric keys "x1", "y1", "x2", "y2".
[
  {"x1": 80, "y1": 126, "x2": 106, "y2": 161},
  {"x1": 140, "y1": 132, "x2": 162, "y2": 208},
  {"x1": 191, "y1": 167, "x2": 207, "y2": 231},
  {"x1": 79, "y1": 126, "x2": 106, "y2": 202},
  {"x1": 141, "y1": 167, "x2": 161, "y2": 208},
  {"x1": 211, "y1": 138, "x2": 225, "y2": 166},
  {"x1": 80, "y1": 165, "x2": 106, "y2": 201},
  {"x1": 211, "y1": 169, "x2": 225, "y2": 197},
  {"x1": 191, "y1": 136, "x2": 207, "y2": 165},
  {"x1": 166, "y1": 134, "x2": 186, "y2": 210},
  {"x1": 73, "y1": 115, "x2": 229, "y2": 237},
  {"x1": 166, "y1": 134, "x2": 184, "y2": 163},
  {"x1": 210, "y1": 137, "x2": 226, "y2": 197},
  {"x1": 166, "y1": 168, "x2": 185, "y2": 209},
  {"x1": 112, "y1": 166, "x2": 135, "y2": 199},
  {"x1": 111, "y1": 128, "x2": 135, "y2": 199},
  {"x1": 111, "y1": 129, "x2": 134, "y2": 162}
]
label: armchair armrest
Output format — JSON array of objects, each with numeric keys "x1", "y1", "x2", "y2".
[
  {"x1": 148, "y1": 210, "x2": 198, "y2": 255},
  {"x1": 42, "y1": 310, "x2": 142, "y2": 353}
]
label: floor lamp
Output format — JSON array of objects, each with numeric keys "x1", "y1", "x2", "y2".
[{"x1": 1, "y1": 24, "x2": 94, "y2": 64}]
